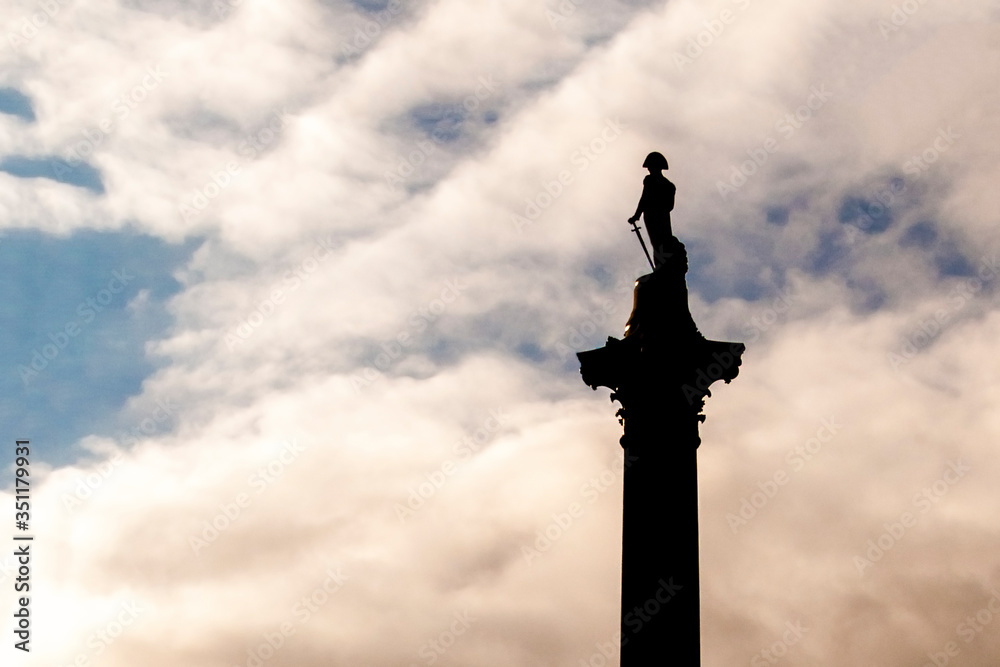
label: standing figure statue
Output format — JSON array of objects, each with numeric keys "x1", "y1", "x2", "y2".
[{"x1": 627, "y1": 151, "x2": 676, "y2": 268}]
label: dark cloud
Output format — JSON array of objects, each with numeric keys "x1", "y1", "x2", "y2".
[
  {"x1": 900, "y1": 220, "x2": 938, "y2": 249},
  {"x1": 933, "y1": 240, "x2": 977, "y2": 278},
  {"x1": 766, "y1": 206, "x2": 789, "y2": 226},
  {"x1": 411, "y1": 103, "x2": 467, "y2": 143},
  {"x1": 838, "y1": 194, "x2": 894, "y2": 235}
]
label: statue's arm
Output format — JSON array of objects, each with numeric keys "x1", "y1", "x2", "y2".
[{"x1": 629, "y1": 179, "x2": 649, "y2": 222}]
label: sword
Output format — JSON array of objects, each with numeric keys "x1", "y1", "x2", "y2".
[{"x1": 628, "y1": 219, "x2": 655, "y2": 270}]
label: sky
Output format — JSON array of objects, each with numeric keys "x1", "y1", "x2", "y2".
[{"x1": 0, "y1": 0, "x2": 999, "y2": 665}]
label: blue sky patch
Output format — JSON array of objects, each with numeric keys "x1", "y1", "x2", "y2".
[
  {"x1": 0, "y1": 155, "x2": 105, "y2": 194},
  {"x1": 845, "y1": 276, "x2": 887, "y2": 312},
  {"x1": 0, "y1": 88, "x2": 35, "y2": 122},
  {"x1": 838, "y1": 195, "x2": 893, "y2": 234},
  {"x1": 515, "y1": 341, "x2": 546, "y2": 363},
  {"x1": 933, "y1": 240, "x2": 976, "y2": 278},
  {"x1": 806, "y1": 229, "x2": 851, "y2": 276},
  {"x1": 583, "y1": 262, "x2": 617, "y2": 291},
  {"x1": 0, "y1": 229, "x2": 198, "y2": 472},
  {"x1": 412, "y1": 103, "x2": 466, "y2": 143},
  {"x1": 349, "y1": 0, "x2": 392, "y2": 10},
  {"x1": 766, "y1": 206, "x2": 789, "y2": 226},
  {"x1": 900, "y1": 220, "x2": 938, "y2": 249}
]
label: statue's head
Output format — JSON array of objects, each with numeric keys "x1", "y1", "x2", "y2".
[{"x1": 642, "y1": 151, "x2": 668, "y2": 171}]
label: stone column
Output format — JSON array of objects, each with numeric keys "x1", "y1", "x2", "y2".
[{"x1": 577, "y1": 237, "x2": 744, "y2": 665}]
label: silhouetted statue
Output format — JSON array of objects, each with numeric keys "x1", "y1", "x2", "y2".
[
  {"x1": 628, "y1": 151, "x2": 676, "y2": 267},
  {"x1": 577, "y1": 155, "x2": 745, "y2": 666}
]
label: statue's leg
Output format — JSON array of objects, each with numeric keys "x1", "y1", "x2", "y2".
[{"x1": 644, "y1": 216, "x2": 670, "y2": 267}]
